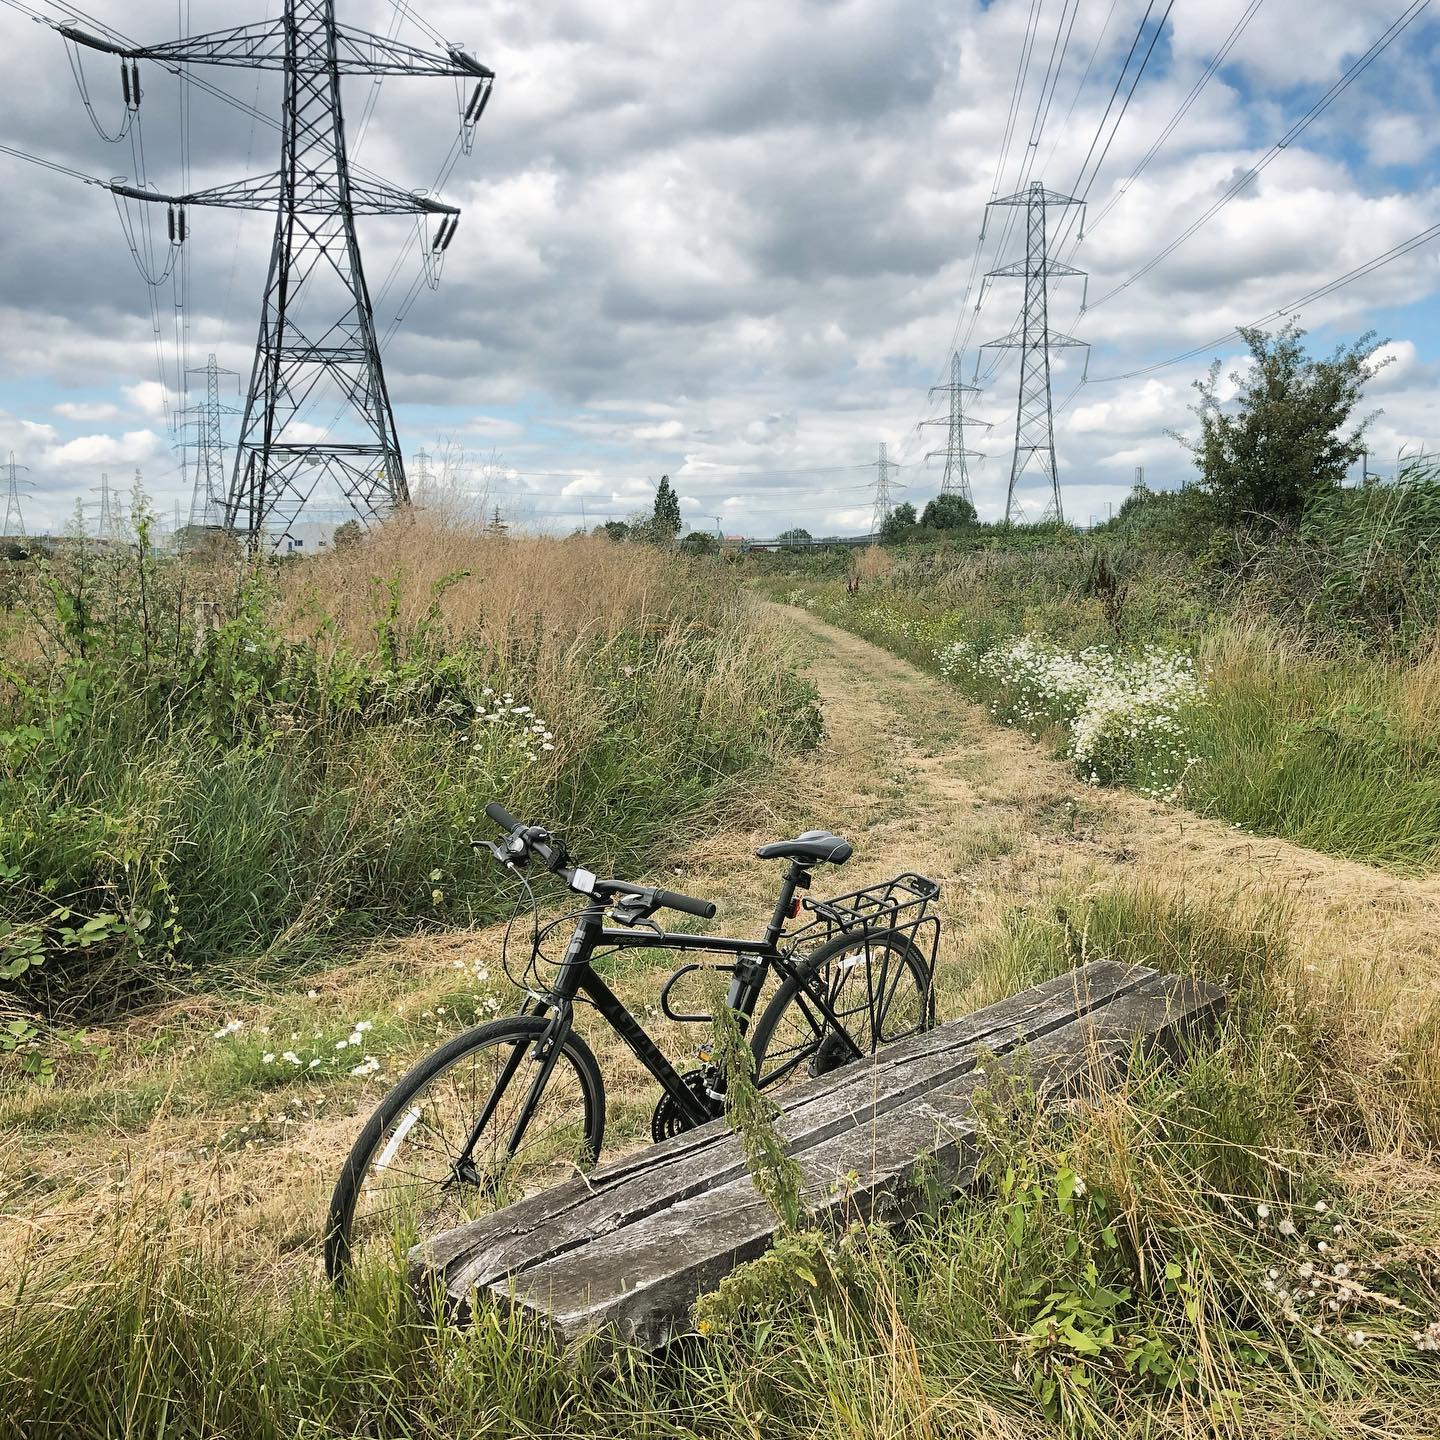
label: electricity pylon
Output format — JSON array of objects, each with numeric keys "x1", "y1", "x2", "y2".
[
  {"x1": 90, "y1": 472, "x2": 117, "y2": 540},
  {"x1": 3, "y1": 453, "x2": 32, "y2": 537},
  {"x1": 980, "y1": 182, "x2": 1089, "y2": 524},
  {"x1": 411, "y1": 447, "x2": 436, "y2": 508},
  {"x1": 870, "y1": 442, "x2": 896, "y2": 535},
  {"x1": 922, "y1": 353, "x2": 990, "y2": 508},
  {"x1": 182, "y1": 354, "x2": 241, "y2": 528},
  {"x1": 63, "y1": 4, "x2": 494, "y2": 548}
]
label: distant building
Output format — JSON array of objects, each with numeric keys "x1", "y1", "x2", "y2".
[{"x1": 269, "y1": 521, "x2": 337, "y2": 554}]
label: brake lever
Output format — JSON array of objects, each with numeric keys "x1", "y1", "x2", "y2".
[{"x1": 608, "y1": 900, "x2": 662, "y2": 932}]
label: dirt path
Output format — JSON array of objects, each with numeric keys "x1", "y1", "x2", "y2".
[
  {"x1": 6, "y1": 598, "x2": 1437, "y2": 1279},
  {"x1": 741, "y1": 604, "x2": 1440, "y2": 1005}
]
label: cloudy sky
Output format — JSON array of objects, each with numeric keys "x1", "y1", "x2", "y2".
[{"x1": 1, "y1": 0, "x2": 1438, "y2": 535}]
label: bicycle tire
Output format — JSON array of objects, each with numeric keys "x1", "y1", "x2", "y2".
[
  {"x1": 748, "y1": 929, "x2": 933, "y2": 1090},
  {"x1": 325, "y1": 1014, "x2": 605, "y2": 1283}
]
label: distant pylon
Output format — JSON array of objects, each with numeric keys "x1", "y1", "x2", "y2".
[
  {"x1": 922, "y1": 353, "x2": 990, "y2": 507},
  {"x1": 411, "y1": 447, "x2": 436, "y2": 507},
  {"x1": 92, "y1": 472, "x2": 114, "y2": 540},
  {"x1": 183, "y1": 354, "x2": 241, "y2": 528},
  {"x1": 981, "y1": 182, "x2": 1090, "y2": 524},
  {"x1": 3, "y1": 453, "x2": 30, "y2": 537},
  {"x1": 870, "y1": 442, "x2": 897, "y2": 535}
]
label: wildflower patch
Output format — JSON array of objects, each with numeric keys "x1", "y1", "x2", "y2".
[{"x1": 936, "y1": 636, "x2": 1204, "y2": 798}]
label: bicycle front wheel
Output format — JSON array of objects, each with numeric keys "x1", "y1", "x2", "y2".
[
  {"x1": 749, "y1": 930, "x2": 933, "y2": 1091},
  {"x1": 325, "y1": 1015, "x2": 604, "y2": 1282}
]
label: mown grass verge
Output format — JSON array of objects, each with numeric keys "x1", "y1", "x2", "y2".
[{"x1": 3, "y1": 880, "x2": 1437, "y2": 1439}]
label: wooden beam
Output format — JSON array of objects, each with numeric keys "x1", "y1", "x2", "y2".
[{"x1": 411, "y1": 963, "x2": 1224, "y2": 1349}]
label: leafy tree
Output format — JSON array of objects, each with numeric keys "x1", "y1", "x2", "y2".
[
  {"x1": 878, "y1": 502, "x2": 918, "y2": 545},
  {"x1": 679, "y1": 530, "x2": 719, "y2": 555},
  {"x1": 1180, "y1": 322, "x2": 1385, "y2": 527},
  {"x1": 332, "y1": 520, "x2": 363, "y2": 551},
  {"x1": 651, "y1": 474, "x2": 682, "y2": 545},
  {"x1": 777, "y1": 527, "x2": 812, "y2": 549},
  {"x1": 919, "y1": 493, "x2": 977, "y2": 530},
  {"x1": 595, "y1": 519, "x2": 631, "y2": 542}
]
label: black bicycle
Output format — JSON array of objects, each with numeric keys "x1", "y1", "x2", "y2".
[{"x1": 325, "y1": 801, "x2": 941, "y2": 1280}]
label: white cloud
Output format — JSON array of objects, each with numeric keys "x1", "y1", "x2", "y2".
[
  {"x1": 121, "y1": 382, "x2": 174, "y2": 419},
  {"x1": 49, "y1": 429, "x2": 165, "y2": 466},
  {"x1": 53, "y1": 400, "x2": 121, "y2": 422},
  {"x1": 1366, "y1": 114, "x2": 1430, "y2": 168}
]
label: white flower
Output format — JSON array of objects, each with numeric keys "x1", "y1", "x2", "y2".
[
  {"x1": 213, "y1": 1018, "x2": 244, "y2": 1039},
  {"x1": 1333, "y1": 1263, "x2": 1351, "y2": 1279},
  {"x1": 349, "y1": 1055, "x2": 380, "y2": 1077},
  {"x1": 281, "y1": 1051, "x2": 301, "y2": 1066},
  {"x1": 1257, "y1": 1204, "x2": 1271, "y2": 1221},
  {"x1": 261, "y1": 1053, "x2": 275, "y2": 1064},
  {"x1": 1279, "y1": 1219, "x2": 1297, "y2": 1237}
]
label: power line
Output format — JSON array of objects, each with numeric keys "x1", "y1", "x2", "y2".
[
  {"x1": 1084, "y1": 219, "x2": 1440, "y2": 386},
  {"x1": 1052, "y1": 0, "x2": 1176, "y2": 259},
  {"x1": 0, "y1": 139, "x2": 106, "y2": 185},
  {"x1": 1087, "y1": 0, "x2": 1433, "y2": 310},
  {"x1": 1081, "y1": 0, "x2": 1267, "y2": 241}
]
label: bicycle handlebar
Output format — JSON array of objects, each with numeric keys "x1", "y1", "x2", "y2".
[
  {"x1": 650, "y1": 887, "x2": 718, "y2": 921},
  {"x1": 484, "y1": 800, "x2": 521, "y2": 833},
  {"x1": 482, "y1": 801, "x2": 717, "y2": 921}
]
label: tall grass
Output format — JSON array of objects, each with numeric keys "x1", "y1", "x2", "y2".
[
  {"x1": 0, "y1": 520, "x2": 819, "y2": 1015},
  {"x1": 4, "y1": 881, "x2": 1436, "y2": 1438},
  {"x1": 1189, "y1": 625, "x2": 1440, "y2": 868}
]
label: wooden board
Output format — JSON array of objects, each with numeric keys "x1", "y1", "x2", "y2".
[{"x1": 411, "y1": 962, "x2": 1223, "y2": 1349}]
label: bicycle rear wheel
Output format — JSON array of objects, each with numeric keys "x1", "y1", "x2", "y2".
[
  {"x1": 325, "y1": 1014, "x2": 604, "y2": 1282},
  {"x1": 748, "y1": 930, "x2": 932, "y2": 1091}
]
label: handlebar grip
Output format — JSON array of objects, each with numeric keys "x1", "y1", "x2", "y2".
[
  {"x1": 485, "y1": 801, "x2": 521, "y2": 833},
  {"x1": 653, "y1": 887, "x2": 717, "y2": 921}
]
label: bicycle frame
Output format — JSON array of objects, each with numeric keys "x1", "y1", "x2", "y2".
[{"x1": 455, "y1": 860, "x2": 856, "y2": 1162}]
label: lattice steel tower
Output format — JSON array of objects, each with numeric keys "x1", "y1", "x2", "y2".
[
  {"x1": 63, "y1": 5, "x2": 494, "y2": 546},
  {"x1": 3, "y1": 453, "x2": 30, "y2": 538},
  {"x1": 922, "y1": 353, "x2": 990, "y2": 507},
  {"x1": 980, "y1": 182, "x2": 1089, "y2": 524},
  {"x1": 183, "y1": 354, "x2": 241, "y2": 529},
  {"x1": 870, "y1": 441, "x2": 895, "y2": 535}
]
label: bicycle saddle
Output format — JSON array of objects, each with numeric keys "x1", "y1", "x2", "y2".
[{"x1": 755, "y1": 830, "x2": 853, "y2": 865}]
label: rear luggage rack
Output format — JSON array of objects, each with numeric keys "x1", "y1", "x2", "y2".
[{"x1": 787, "y1": 872, "x2": 941, "y2": 960}]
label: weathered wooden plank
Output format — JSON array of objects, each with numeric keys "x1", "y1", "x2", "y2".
[
  {"x1": 512, "y1": 972, "x2": 1223, "y2": 1348},
  {"x1": 416, "y1": 960, "x2": 1154, "y2": 1299}
]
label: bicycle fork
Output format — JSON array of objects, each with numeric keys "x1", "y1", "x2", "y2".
[{"x1": 448, "y1": 917, "x2": 599, "y2": 1187}]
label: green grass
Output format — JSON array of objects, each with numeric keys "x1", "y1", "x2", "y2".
[{"x1": 4, "y1": 881, "x2": 1437, "y2": 1439}]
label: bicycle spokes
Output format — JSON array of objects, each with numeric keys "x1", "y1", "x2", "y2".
[{"x1": 347, "y1": 1032, "x2": 596, "y2": 1262}]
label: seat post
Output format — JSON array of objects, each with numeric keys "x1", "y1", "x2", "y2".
[{"x1": 764, "y1": 860, "x2": 811, "y2": 946}]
